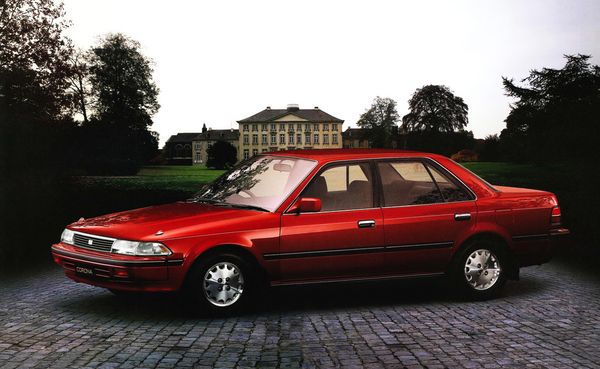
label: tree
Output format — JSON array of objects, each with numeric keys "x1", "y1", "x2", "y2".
[
  {"x1": 402, "y1": 85, "x2": 468, "y2": 133},
  {"x1": 82, "y1": 33, "x2": 161, "y2": 173},
  {"x1": 500, "y1": 54, "x2": 600, "y2": 163},
  {"x1": 206, "y1": 141, "x2": 237, "y2": 170},
  {"x1": 356, "y1": 96, "x2": 400, "y2": 148},
  {"x1": 66, "y1": 49, "x2": 90, "y2": 123},
  {"x1": 477, "y1": 134, "x2": 501, "y2": 162},
  {"x1": 0, "y1": 0, "x2": 74, "y2": 120},
  {"x1": 88, "y1": 33, "x2": 160, "y2": 130}
]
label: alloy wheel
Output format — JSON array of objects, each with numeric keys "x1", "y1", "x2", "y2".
[
  {"x1": 464, "y1": 249, "x2": 501, "y2": 291},
  {"x1": 202, "y1": 262, "x2": 245, "y2": 307}
]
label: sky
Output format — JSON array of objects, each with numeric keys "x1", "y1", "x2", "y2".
[{"x1": 61, "y1": 0, "x2": 600, "y2": 146}]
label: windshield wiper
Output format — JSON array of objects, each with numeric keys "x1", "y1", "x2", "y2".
[
  {"x1": 214, "y1": 203, "x2": 270, "y2": 212},
  {"x1": 188, "y1": 197, "x2": 221, "y2": 204}
]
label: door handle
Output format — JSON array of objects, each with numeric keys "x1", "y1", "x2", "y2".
[
  {"x1": 358, "y1": 220, "x2": 376, "y2": 228},
  {"x1": 454, "y1": 213, "x2": 471, "y2": 221}
]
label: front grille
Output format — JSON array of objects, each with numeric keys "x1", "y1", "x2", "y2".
[{"x1": 73, "y1": 233, "x2": 114, "y2": 252}]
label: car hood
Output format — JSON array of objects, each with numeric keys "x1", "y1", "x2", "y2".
[{"x1": 67, "y1": 201, "x2": 271, "y2": 241}]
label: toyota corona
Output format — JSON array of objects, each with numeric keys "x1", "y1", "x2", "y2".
[{"x1": 51, "y1": 149, "x2": 569, "y2": 313}]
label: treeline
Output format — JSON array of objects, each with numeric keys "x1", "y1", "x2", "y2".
[
  {"x1": 0, "y1": 0, "x2": 160, "y2": 179},
  {"x1": 357, "y1": 55, "x2": 600, "y2": 167}
]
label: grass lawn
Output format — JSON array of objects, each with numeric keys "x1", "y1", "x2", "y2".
[{"x1": 73, "y1": 165, "x2": 226, "y2": 193}]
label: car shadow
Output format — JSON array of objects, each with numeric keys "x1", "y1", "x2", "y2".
[{"x1": 57, "y1": 274, "x2": 547, "y2": 320}]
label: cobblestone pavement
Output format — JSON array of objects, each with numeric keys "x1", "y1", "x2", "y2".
[{"x1": 1, "y1": 260, "x2": 599, "y2": 369}]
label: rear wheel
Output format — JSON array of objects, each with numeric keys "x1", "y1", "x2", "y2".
[
  {"x1": 451, "y1": 240, "x2": 507, "y2": 299},
  {"x1": 186, "y1": 253, "x2": 255, "y2": 315}
]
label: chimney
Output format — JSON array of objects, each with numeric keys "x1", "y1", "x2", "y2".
[
  {"x1": 266, "y1": 106, "x2": 271, "y2": 110},
  {"x1": 287, "y1": 103, "x2": 299, "y2": 111},
  {"x1": 314, "y1": 106, "x2": 319, "y2": 110}
]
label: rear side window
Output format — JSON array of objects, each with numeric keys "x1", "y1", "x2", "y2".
[
  {"x1": 426, "y1": 164, "x2": 471, "y2": 202},
  {"x1": 378, "y1": 161, "x2": 471, "y2": 206}
]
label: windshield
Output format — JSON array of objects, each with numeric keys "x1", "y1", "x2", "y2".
[{"x1": 191, "y1": 155, "x2": 317, "y2": 212}]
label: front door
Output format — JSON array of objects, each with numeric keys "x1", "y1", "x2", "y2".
[
  {"x1": 377, "y1": 159, "x2": 477, "y2": 275},
  {"x1": 278, "y1": 161, "x2": 385, "y2": 283}
]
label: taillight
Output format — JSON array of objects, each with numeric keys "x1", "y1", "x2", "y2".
[{"x1": 551, "y1": 206, "x2": 561, "y2": 226}]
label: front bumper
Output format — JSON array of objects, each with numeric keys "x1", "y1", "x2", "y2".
[{"x1": 51, "y1": 243, "x2": 186, "y2": 292}]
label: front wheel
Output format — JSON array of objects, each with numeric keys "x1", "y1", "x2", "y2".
[
  {"x1": 451, "y1": 241, "x2": 507, "y2": 300},
  {"x1": 186, "y1": 253, "x2": 255, "y2": 315}
]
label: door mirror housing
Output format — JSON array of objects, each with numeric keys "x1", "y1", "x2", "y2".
[{"x1": 288, "y1": 197, "x2": 322, "y2": 213}]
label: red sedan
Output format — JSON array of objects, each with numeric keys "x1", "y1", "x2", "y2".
[{"x1": 52, "y1": 149, "x2": 569, "y2": 313}]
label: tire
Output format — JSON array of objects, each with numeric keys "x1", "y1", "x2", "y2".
[
  {"x1": 185, "y1": 252, "x2": 256, "y2": 315},
  {"x1": 450, "y1": 240, "x2": 507, "y2": 300}
]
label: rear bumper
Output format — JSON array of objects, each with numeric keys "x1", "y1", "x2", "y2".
[
  {"x1": 513, "y1": 228, "x2": 570, "y2": 267},
  {"x1": 51, "y1": 243, "x2": 186, "y2": 292}
]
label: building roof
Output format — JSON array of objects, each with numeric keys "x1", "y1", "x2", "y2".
[
  {"x1": 166, "y1": 133, "x2": 201, "y2": 143},
  {"x1": 195, "y1": 129, "x2": 239, "y2": 141},
  {"x1": 342, "y1": 127, "x2": 367, "y2": 138},
  {"x1": 238, "y1": 106, "x2": 344, "y2": 123}
]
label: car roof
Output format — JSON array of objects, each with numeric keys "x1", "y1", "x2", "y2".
[{"x1": 268, "y1": 148, "x2": 445, "y2": 163}]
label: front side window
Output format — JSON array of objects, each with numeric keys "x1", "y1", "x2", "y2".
[
  {"x1": 301, "y1": 162, "x2": 374, "y2": 211},
  {"x1": 193, "y1": 156, "x2": 317, "y2": 212},
  {"x1": 378, "y1": 160, "x2": 470, "y2": 206}
]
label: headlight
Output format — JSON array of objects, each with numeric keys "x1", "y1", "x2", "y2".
[
  {"x1": 111, "y1": 240, "x2": 172, "y2": 256},
  {"x1": 61, "y1": 229, "x2": 74, "y2": 244}
]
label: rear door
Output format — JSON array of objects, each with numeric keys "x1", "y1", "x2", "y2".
[
  {"x1": 278, "y1": 161, "x2": 385, "y2": 282},
  {"x1": 377, "y1": 159, "x2": 477, "y2": 275}
]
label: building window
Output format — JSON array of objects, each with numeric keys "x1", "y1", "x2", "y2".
[
  {"x1": 243, "y1": 149, "x2": 249, "y2": 160},
  {"x1": 252, "y1": 134, "x2": 258, "y2": 145},
  {"x1": 332, "y1": 134, "x2": 338, "y2": 144},
  {"x1": 270, "y1": 133, "x2": 276, "y2": 144},
  {"x1": 195, "y1": 152, "x2": 201, "y2": 162},
  {"x1": 323, "y1": 123, "x2": 329, "y2": 131},
  {"x1": 304, "y1": 123, "x2": 310, "y2": 132},
  {"x1": 270, "y1": 123, "x2": 276, "y2": 131},
  {"x1": 280, "y1": 123, "x2": 285, "y2": 131},
  {"x1": 243, "y1": 135, "x2": 249, "y2": 145},
  {"x1": 332, "y1": 123, "x2": 338, "y2": 131},
  {"x1": 314, "y1": 133, "x2": 319, "y2": 144},
  {"x1": 243, "y1": 124, "x2": 249, "y2": 132},
  {"x1": 305, "y1": 132, "x2": 311, "y2": 145},
  {"x1": 252, "y1": 148, "x2": 258, "y2": 156},
  {"x1": 194, "y1": 143, "x2": 201, "y2": 150},
  {"x1": 313, "y1": 123, "x2": 319, "y2": 131},
  {"x1": 262, "y1": 148, "x2": 268, "y2": 152},
  {"x1": 262, "y1": 134, "x2": 267, "y2": 145},
  {"x1": 297, "y1": 123, "x2": 302, "y2": 131},
  {"x1": 289, "y1": 134, "x2": 294, "y2": 144},
  {"x1": 252, "y1": 124, "x2": 258, "y2": 132},
  {"x1": 297, "y1": 133, "x2": 302, "y2": 144},
  {"x1": 262, "y1": 124, "x2": 268, "y2": 131},
  {"x1": 323, "y1": 134, "x2": 329, "y2": 145},
  {"x1": 279, "y1": 134, "x2": 285, "y2": 144}
]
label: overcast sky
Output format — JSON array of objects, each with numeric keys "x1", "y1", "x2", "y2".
[{"x1": 62, "y1": 0, "x2": 600, "y2": 146}]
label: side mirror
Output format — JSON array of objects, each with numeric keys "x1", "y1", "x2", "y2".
[{"x1": 288, "y1": 197, "x2": 322, "y2": 213}]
